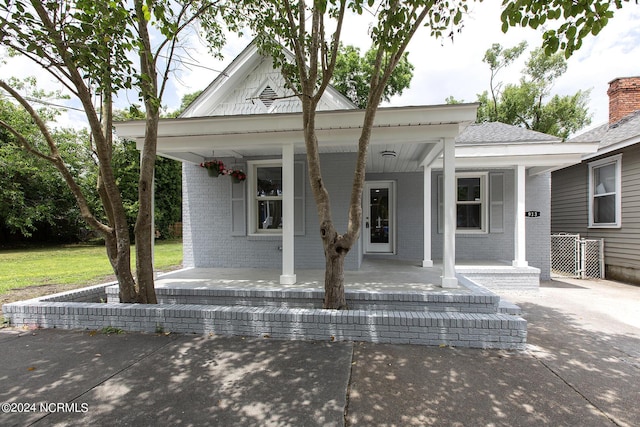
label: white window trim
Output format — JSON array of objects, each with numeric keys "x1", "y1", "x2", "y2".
[
  {"x1": 456, "y1": 172, "x2": 489, "y2": 234},
  {"x1": 588, "y1": 154, "x2": 622, "y2": 228},
  {"x1": 248, "y1": 159, "x2": 283, "y2": 235},
  {"x1": 438, "y1": 172, "x2": 489, "y2": 234}
]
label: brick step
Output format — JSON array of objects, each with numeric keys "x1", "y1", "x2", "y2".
[
  {"x1": 498, "y1": 299, "x2": 523, "y2": 315},
  {"x1": 106, "y1": 285, "x2": 502, "y2": 314}
]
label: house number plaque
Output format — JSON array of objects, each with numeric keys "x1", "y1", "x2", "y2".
[{"x1": 525, "y1": 211, "x2": 541, "y2": 217}]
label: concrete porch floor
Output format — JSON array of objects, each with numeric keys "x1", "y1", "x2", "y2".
[{"x1": 154, "y1": 258, "x2": 514, "y2": 293}]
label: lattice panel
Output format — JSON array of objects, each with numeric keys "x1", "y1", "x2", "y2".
[
  {"x1": 551, "y1": 234, "x2": 580, "y2": 278},
  {"x1": 551, "y1": 234, "x2": 604, "y2": 279},
  {"x1": 582, "y1": 239, "x2": 604, "y2": 279}
]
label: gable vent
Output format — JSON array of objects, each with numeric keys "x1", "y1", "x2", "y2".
[{"x1": 259, "y1": 85, "x2": 277, "y2": 109}]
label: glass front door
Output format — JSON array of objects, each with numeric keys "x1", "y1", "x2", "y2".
[{"x1": 364, "y1": 181, "x2": 395, "y2": 254}]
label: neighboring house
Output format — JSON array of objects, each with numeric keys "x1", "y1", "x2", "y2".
[
  {"x1": 552, "y1": 76, "x2": 640, "y2": 285},
  {"x1": 115, "y1": 41, "x2": 597, "y2": 290}
]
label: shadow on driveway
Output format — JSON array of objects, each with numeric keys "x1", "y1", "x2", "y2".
[{"x1": 346, "y1": 301, "x2": 640, "y2": 427}]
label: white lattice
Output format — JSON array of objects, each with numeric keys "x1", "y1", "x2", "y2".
[{"x1": 551, "y1": 234, "x2": 604, "y2": 279}]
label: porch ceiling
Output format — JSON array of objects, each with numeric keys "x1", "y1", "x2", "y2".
[{"x1": 114, "y1": 104, "x2": 478, "y2": 173}]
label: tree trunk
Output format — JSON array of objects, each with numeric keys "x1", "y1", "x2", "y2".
[
  {"x1": 134, "y1": 112, "x2": 159, "y2": 304},
  {"x1": 132, "y1": 0, "x2": 159, "y2": 305},
  {"x1": 323, "y1": 247, "x2": 348, "y2": 309},
  {"x1": 104, "y1": 232, "x2": 138, "y2": 303}
]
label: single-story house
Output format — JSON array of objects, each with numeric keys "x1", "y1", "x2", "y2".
[
  {"x1": 552, "y1": 76, "x2": 640, "y2": 285},
  {"x1": 115, "y1": 41, "x2": 598, "y2": 290}
]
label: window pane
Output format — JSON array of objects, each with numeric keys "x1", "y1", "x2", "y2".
[
  {"x1": 458, "y1": 178, "x2": 481, "y2": 201},
  {"x1": 457, "y1": 205, "x2": 481, "y2": 229},
  {"x1": 258, "y1": 200, "x2": 282, "y2": 229},
  {"x1": 256, "y1": 167, "x2": 282, "y2": 196},
  {"x1": 594, "y1": 194, "x2": 616, "y2": 224},
  {"x1": 594, "y1": 163, "x2": 616, "y2": 194},
  {"x1": 369, "y1": 188, "x2": 389, "y2": 244}
]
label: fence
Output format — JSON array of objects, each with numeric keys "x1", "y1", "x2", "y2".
[{"x1": 551, "y1": 233, "x2": 605, "y2": 279}]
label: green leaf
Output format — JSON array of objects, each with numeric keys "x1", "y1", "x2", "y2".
[{"x1": 142, "y1": 3, "x2": 151, "y2": 22}]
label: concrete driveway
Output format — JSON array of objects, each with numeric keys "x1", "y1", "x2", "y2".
[{"x1": 1, "y1": 277, "x2": 638, "y2": 426}]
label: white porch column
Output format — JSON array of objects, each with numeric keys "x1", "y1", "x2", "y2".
[
  {"x1": 442, "y1": 138, "x2": 458, "y2": 288},
  {"x1": 280, "y1": 144, "x2": 297, "y2": 285},
  {"x1": 513, "y1": 164, "x2": 528, "y2": 267},
  {"x1": 422, "y1": 166, "x2": 433, "y2": 267}
]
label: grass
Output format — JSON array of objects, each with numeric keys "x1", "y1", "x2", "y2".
[{"x1": 0, "y1": 240, "x2": 182, "y2": 295}]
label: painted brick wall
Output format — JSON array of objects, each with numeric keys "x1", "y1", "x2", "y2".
[
  {"x1": 182, "y1": 153, "x2": 361, "y2": 271},
  {"x1": 525, "y1": 172, "x2": 552, "y2": 280},
  {"x1": 432, "y1": 169, "x2": 516, "y2": 263},
  {"x1": 365, "y1": 172, "x2": 424, "y2": 261},
  {"x1": 183, "y1": 161, "x2": 551, "y2": 278}
]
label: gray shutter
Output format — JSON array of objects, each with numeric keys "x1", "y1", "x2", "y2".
[
  {"x1": 231, "y1": 178, "x2": 246, "y2": 236},
  {"x1": 294, "y1": 161, "x2": 305, "y2": 235},
  {"x1": 489, "y1": 172, "x2": 504, "y2": 233}
]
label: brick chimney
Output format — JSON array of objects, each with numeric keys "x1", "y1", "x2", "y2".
[{"x1": 607, "y1": 76, "x2": 640, "y2": 124}]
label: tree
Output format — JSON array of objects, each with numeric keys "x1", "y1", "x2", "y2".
[
  {"x1": 501, "y1": 0, "x2": 636, "y2": 58},
  {"x1": 481, "y1": 41, "x2": 528, "y2": 121},
  {"x1": 332, "y1": 44, "x2": 414, "y2": 108},
  {"x1": 473, "y1": 43, "x2": 591, "y2": 139},
  {"x1": 0, "y1": 83, "x2": 98, "y2": 243},
  {"x1": 239, "y1": 0, "x2": 469, "y2": 309},
  {"x1": 0, "y1": 1, "x2": 228, "y2": 303}
]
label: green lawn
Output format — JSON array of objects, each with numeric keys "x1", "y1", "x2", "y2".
[{"x1": 0, "y1": 240, "x2": 182, "y2": 295}]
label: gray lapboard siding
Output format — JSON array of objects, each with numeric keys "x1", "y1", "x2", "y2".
[
  {"x1": 551, "y1": 163, "x2": 589, "y2": 234},
  {"x1": 552, "y1": 145, "x2": 640, "y2": 283}
]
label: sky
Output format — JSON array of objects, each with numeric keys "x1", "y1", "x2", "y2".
[{"x1": 2, "y1": 0, "x2": 639, "y2": 135}]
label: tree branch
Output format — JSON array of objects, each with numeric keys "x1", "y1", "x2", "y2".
[{"x1": 0, "y1": 80, "x2": 111, "y2": 236}]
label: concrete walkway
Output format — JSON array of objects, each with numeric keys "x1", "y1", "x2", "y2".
[{"x1": 1, "y1": 277, "x2": 638, "y2": 426}]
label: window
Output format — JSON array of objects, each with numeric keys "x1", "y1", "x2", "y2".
[
  {"x1": 250, "y1": 162, "x2": 283, "y2": 233},
  {"x1": 242, "y1": 160, "x2": 305, "y2": 236},
  {"x1": 438, "y1": 172, "x2": 488, "y2": 234},
  {"x1": 589, "y1": 155, "x2": 622, "y2": 228}
]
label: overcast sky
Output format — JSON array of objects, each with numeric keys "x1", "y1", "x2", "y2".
[{"x1": 2, "y1": 0, "x2": 639, "y2": 135}]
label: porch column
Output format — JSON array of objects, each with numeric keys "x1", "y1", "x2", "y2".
[
  {"x1": 280, "y1": 143, "x2": 297, "y2": 285},
  {"x1": 442, "y1": 138, "x2": 458, "y2": 288},
  {"x1": 422, "y1": 166, "x2": 433, "y2": 267},
  {"x1": 513, "y1": 164, "x2": 528, "y2": 267}
]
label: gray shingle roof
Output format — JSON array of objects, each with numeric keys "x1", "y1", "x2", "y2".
[
  {"x1": 568, "y1": 110, "x2": 640, "y2": 148},
  {"x1": 456, "y1": 122, "x2": 561, "y2": 144}
]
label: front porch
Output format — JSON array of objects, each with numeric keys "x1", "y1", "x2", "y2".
[{"x1": 3, "y1": 258, "x2": 528, "y2": 350}]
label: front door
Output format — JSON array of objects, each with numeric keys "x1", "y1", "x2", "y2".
[{"x1": 364, "y1": 181, "x2": 395, "y2": 254}]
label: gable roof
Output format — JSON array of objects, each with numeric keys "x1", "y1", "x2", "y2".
[
  {"x1": 569, "y1": 110, "x2": 640, "y2": 160},
  {"x1": 180, "y1": 40, "x2": 357, "y2": 118}
]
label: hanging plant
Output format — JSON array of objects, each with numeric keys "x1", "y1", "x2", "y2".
[
  {"x1": 228, "y1": 169, "x2": 247, "y2": 183},
  {"x1": 200, "y1": 159, "x2": 225, "y2": 177}
]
